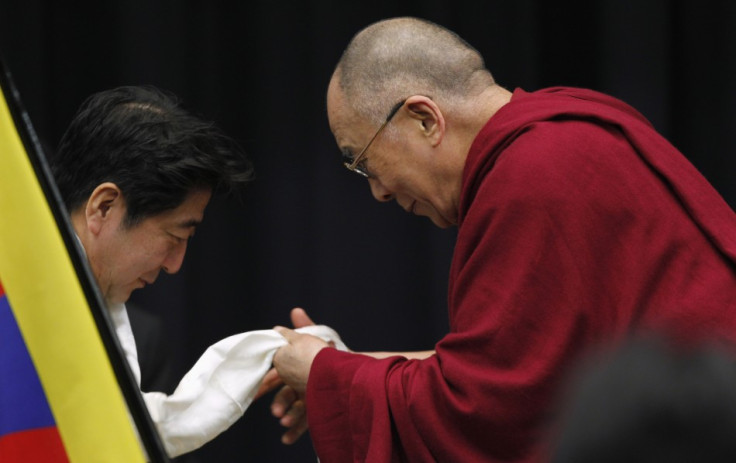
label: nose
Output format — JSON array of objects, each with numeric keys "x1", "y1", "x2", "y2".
[
  {"x1": 162, "y1": 241, "x2": 187, "y2": 274},
  {"x1": 368, "y1": 178, "x2": 394, "y2": 202}
]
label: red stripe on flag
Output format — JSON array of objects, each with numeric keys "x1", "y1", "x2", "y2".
[{"x1": 0, "y1": 426, "x2": 69, "y2": 462}]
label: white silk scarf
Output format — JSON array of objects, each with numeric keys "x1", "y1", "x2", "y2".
[
  {"x1": 143, "y1": 325, "x2": 346, "y2": 457},
  {"x1": 109, "y1": 303, "x2": 345, "y2": 457}
]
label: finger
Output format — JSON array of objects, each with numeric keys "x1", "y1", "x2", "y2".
[
  {"x1": 291, "y1": 307, "x2": 315, "y2": 328},
  {"x1": 271, "y1": 384, "x2": 298, "y2": 418},
  {"x1": 279, "y1": 399, "x2": 305, "y2": 428},
  {"x1": 254, "y1": 368, "x2": 282, "y2": 400},
  {"x1": 273, "y1": 325, "x2": 296, "y2": 341},
  {"x1": 282, "y1": 416, "x2": 309, "y2": 445}
]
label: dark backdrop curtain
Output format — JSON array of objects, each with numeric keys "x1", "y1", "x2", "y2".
[{"x1": 2, "y1": 1, "x2": 734, "y2": 461}]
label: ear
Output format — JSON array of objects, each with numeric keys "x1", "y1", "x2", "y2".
[
  {"x1": 84, "y1": 182, "x2": 124, "y2": 235},
  {"x1": 404, "y1": 95, "x2": 445, "y2": 147}
]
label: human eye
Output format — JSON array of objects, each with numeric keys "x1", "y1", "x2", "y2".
[{"x1": 168, "y1": 232, "x2": 188, "y2": 244}]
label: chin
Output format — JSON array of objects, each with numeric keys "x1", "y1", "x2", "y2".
[
  {"x1": 417, "y1": 204, "x2": 456, "y2": 229},
  {"x1": 106, "y1": 291, "x2": 132, "y2": 307},
  {"x1": 431, "y1": 219, "x2": 453, "y2": 229},
  {"x1": 427, "y1": 214, "x2": 455, "y2": 229}
]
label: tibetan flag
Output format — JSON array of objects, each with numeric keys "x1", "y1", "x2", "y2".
[
  {"x1": 0, "y1": 281, "x2": 67, "y2": 459},
  {"x1": 0, "y1": 60, "x2": 168, "y2": 461}
]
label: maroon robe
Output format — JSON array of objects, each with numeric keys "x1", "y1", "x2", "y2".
[{"x1": 307, "y1": 87, "x2": 736, "y2": 462}]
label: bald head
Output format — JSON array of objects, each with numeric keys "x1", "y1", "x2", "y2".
[{"x1": 334, "y1": 17, "x2": 495, "y2": 123}]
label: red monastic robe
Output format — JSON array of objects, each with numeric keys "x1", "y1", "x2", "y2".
[{"x1": 307, "y1": 87, "x2": 736, "y2": 462}]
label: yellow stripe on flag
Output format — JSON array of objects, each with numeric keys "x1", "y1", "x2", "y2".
[{"x1": 0, "y1": 88, "x2": 146, "y2": 460}]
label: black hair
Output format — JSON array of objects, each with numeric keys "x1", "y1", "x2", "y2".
[{"x1": 53, "y1": 85, "x2": 254, "y2": 226}]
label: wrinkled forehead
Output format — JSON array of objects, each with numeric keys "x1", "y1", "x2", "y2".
[
  {"x1": 326, "y1": 77, "x2": 365, "y2": 147},
  {"x1": 326, "y1": 76, "x2": 347, "y2": 134}
]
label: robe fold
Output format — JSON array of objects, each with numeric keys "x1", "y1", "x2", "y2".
[{"x1": 307, "y1": 87, "x2": 736, "y2": 462}]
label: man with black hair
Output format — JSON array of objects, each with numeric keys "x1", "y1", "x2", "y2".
[
  {"x1": 50, "y1": 86, "x2": 256, "y2": 457},
  {"x1": 54, "y1": 86, "x2": 254, "y2": 308}
]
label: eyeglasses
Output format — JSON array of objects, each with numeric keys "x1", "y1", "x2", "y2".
[{"x1": 342, "y1": 99, "x2": 406, "y2": 178}]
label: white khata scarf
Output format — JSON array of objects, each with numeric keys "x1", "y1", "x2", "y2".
[{"x1": 110, "y1": 304, "x2": 346, "y2": 458}]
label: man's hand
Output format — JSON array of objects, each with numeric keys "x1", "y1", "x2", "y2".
[
  {"x1": 254, "y1": 368, "x2": 282, "y2": 400},
  {"x1": 289, "y1": 307, "x2": 314, "y2": 329},
  {"x1": 270, "y1": 307, "x2": 327, "y2": 444},
  {"x1": 270, "y1": 382, "x2": 307, "y2": 444},
  {"x1": 254, "y1": 308, "x2": 318, "y2": 400},
  {"x1": 272, "y1": 325, "x2": 328, "y2": 395}
]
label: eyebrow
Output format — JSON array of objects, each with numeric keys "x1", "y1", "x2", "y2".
[{"x1": 177, "y1": 218, "x2": 202, "y2": 229}]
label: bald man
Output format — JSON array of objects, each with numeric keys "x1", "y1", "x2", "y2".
[{"x1": 271, "y1": 17, "x2": 736, "y2": 462}]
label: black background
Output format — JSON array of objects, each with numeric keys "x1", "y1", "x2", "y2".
[{"x1": 2, "y1": 1, "x2": 734, "y2": 461}]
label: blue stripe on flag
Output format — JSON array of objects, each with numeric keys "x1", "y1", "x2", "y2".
[{"x1": 0, "y1": 293, "x2": 57, "y2": 436}]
